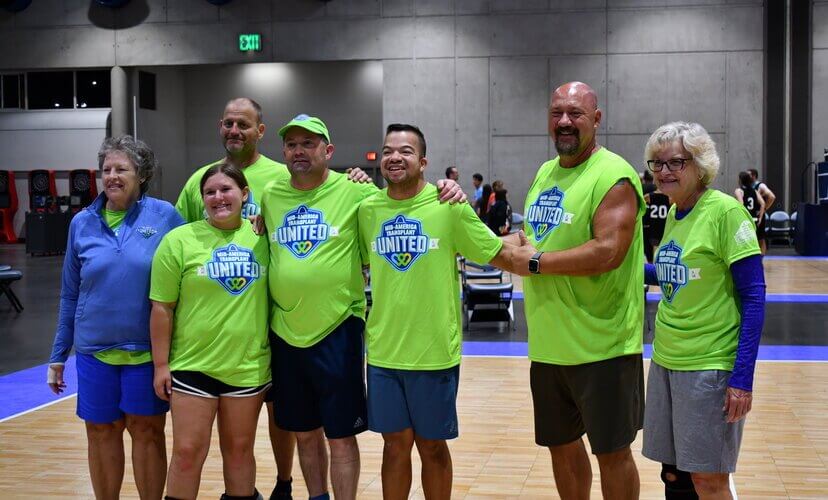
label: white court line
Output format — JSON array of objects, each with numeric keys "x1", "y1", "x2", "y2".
[{"x1": 0, "y1": 393, "x2": 77, "y2": 424}]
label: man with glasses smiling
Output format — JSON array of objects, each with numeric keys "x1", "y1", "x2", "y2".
[{"x1": 509, "y1": 82, "x2": 646, "y2": 500}]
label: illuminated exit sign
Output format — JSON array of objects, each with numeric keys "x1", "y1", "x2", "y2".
[{"x1": 239, "y1": 34, "x2": 262, "y2": 52}]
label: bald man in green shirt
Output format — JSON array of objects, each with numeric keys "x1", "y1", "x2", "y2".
[{"x1": 509, "y1": 82, "x2": 646, "y2": 500}]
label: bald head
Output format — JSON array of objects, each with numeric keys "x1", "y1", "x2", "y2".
[
  {"x1": 224, "y1": 97, "x2": 263, "y2": 124},
  {"x1": 548, "y1": 81, "x2": 602, "y2": 166},
  {"x1": 551, "y1": 82, "x2": 598, "y2": 112}
]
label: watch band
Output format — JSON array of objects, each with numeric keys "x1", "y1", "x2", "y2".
[{"x1": 529, "y1": 252, "x2": 544, "y2": 274}]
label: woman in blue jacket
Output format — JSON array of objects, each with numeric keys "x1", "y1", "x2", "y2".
[{"x1": 47, "y1": 135, "x2": 184, "y2": 499}]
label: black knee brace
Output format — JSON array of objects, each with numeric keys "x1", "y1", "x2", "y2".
[{"x1": 661, "y1": 463, "x2": 699, "y2": 500}]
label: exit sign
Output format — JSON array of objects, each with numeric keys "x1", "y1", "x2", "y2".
[{"x1": 239, "y1": 34, "x2": 262, "y2": 52}]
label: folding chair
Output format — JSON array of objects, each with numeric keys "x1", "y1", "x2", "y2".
[{"x1": 0, "y1": 266, "x2": 23, "y2": 312}]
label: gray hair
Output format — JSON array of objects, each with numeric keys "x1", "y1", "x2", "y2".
[
  {"x1": 644, "y1": 121, "x2": 720, "y2": 186},
  {"x1": 97, "y1": 135, "x2": 157, "y2": 194}
]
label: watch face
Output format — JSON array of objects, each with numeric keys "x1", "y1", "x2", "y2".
[{"x1": 529, "y1": 253, "x2": 542, "y2": 274}]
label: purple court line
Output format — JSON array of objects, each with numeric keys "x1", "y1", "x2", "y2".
[
  {"x1": 0, "y1": 356, "x2": 77, "y2": 422},
  {"x1": 763, "y1": 256, "x2": 828, "y2": 261},
  {"x1": 506, "y1": 291, "x2": 828, "y2": 302},
  {"x1": 644, "y1": 292, "x2": 828, "y2": 303},
  {"x1": 3, "y1": 344, "x2": 828, "y2": 421},
  {"x1": 462, "y1": 342, "x2": 828, "y2": 362}
]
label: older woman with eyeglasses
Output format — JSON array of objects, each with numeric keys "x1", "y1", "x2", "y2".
[{"x1": 641, "y1": 122, "x2": 765, "y2": 500}]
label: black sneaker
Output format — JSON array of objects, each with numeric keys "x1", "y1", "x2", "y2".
[{"x1": 270, "y1": 478, "x2": 293, "y2": 500}]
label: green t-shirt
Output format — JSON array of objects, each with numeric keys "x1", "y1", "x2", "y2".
[
  {"x1": 653, "y1": 189, "x2": 760, "y2": 371},
  {"x1": 102, "y1": 208, "x2": 127, "y2": 235},
  {"x1": 358, "y1": 184, "x2": 503, "y2": 370},
  {"x1": 261, "y1": 171, "x2": 379, "y2": 347},
  {"x1": 150, "y1": 220, "x2": 270, "y2": 387},
  {"x1": 96, "y1": 208, "x2": 152, "y2": 365},
  {"x1": 522, "y1": 147, "x2": 646, "y2": 365},
  {"x1": 175, "y1": 154, "x2": 290, "y2": 223}
]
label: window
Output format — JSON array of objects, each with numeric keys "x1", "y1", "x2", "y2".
[
  {"x1": 27, "y1": 71, "x2": 73, "y2": 109},
  {"x1": 1, "y1": 74, "x2": 24, "y2": 109},
  {"x1": 76, "y1": 70, "x2": 110, "y2": 108}
]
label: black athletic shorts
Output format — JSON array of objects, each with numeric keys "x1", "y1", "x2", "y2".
[
  {"x1": 171, "y1": 370, "x2": 271, "y2": 399},
  {"x1": 530, "y1": 354, "x2": 644, "y2": 454}
]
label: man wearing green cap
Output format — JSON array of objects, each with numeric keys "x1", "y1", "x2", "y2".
[
  {"x1": 174, "y1": 99, "x2": 371, "y2": 500},
  {"x1": 259, "y1": 114, "x2": 464, "y2": 500}
]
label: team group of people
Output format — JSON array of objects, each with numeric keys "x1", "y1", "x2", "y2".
[{"x1": 47, "y1": 80, "x2": 765, "y2": 500}]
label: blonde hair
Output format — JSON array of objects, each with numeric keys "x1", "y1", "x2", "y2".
[{"x1": 644, "y1": 121, "x2": 720, "y2": 186}]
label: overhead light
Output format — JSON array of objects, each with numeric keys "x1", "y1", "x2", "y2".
[
  {"x1": 91, "y1": 81, "x2": 97, "y2": 86},
  {"x1": 80, "y1": 103, "x2": 87, "y2": 108},
  {"x1": 54, "y1": 103, "x2": 60, "y2": 107}
]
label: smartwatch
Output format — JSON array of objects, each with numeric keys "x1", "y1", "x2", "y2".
[{"x1": 528, "y1": 252, "x2": 544, "y2": 275}]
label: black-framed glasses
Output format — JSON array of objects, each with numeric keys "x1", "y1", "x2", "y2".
[{"x1": 646, "y1": 158, "x2": 691, "y2": 172}]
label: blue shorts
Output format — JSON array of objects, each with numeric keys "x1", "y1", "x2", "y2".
[
  {"x1": 272, "y1": 316, "x2": 368, "y2": 439},
  {"x1": 76, "y1": 352, "x2": 169, "y2": 424},
  {"x1": 367, "y1": 364, "x2": 460, "y2": 440}
]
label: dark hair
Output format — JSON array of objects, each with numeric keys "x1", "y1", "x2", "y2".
[
  {"x1": 738, "y1": 171, "x2": 753, "y2": 189},
  {"x1": 747, "y1": 168, "x2": 759, "y2": 179},
  {"x1": 494, "y1": 188, "x2": 508, "y2": 202},
  {"x1": 643, "y1": 170, "x2": 653, "y2": 182},
  {"x1": 491, "y1": 180, "x2": 504, "y2": 191},
  {"x1": 227, "y1": 97, "x2": 263, "y2": 124},
  {"x1": 445, "y1": 166, "x2": 457, "y2": 178},
  {"x1": 98, "y1": 135, "x2": 157, "y2": 194},
  {"x1": 478, "y1": 183, "x2": 493, "y2": 218},
  {"x1": 385, "y1": 123, "x2": 426, "y2": 157},
  {"x1": 200, "y1": 162, "x2": 249, "y2": 195},
  {"x1": 473, "y1": 173, "x2": 483, "y2": 182}
]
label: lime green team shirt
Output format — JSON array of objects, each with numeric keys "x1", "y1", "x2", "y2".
[
  {"x1": 102, "y1": 209, "x2": 126, "y2": 235},
  {"x1": 653, "y1": 189, "x2": 760, "y2": 372},
  {"x1": 358, "y1": 184, "x2": 504, "y2": 370},
  {"x1": 150, "y1": 220, "x2": 270, "y2": 387},
  {"x1": 261, "y1": 170, "x2": 379, "y2": 347},
  {"x1": 175, "y1": 154, "x2": 289, "y2": 223},
  {"x1": 96, "y1": 208, "x2": 153, "y2": 365},
  {"x1": 523, "y1": 147, "x2": 646, "y2": 365}
]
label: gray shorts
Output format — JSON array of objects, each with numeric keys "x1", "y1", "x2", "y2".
[{"x1": 642, "y1": 362, "x2": 744, "y2": 473}]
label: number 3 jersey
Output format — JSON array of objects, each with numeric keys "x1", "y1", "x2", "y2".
[{"x1": 150, "y1": 220, "x2": 270, "y2": 387}]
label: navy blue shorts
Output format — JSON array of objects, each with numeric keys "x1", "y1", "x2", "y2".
[
  {"x1": 76, "y1": 352, "x2": 169, "y2": 424},
  {"x1": 367, "y1": 364, "x2": 460, "y2": 440},
  {"x1": 271, "y1": 316, "x2": 368, "y2": 439}
]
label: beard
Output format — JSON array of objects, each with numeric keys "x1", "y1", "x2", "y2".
[{"x1": 554, "y1": 128, "x2": 581, "y2": 155}]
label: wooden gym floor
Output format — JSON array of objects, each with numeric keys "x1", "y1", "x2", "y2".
[{"x1": 1, "y1": 247, "x2": 827, "y2": 498}]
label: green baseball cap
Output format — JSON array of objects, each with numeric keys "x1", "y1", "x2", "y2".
[{"x1": 278, "y1": 114, "x2": 331, "y2": 142}]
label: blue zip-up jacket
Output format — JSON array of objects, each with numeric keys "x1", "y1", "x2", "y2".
[{"x1": 49, "y1": 193, "x2": 184, "y2": 363}]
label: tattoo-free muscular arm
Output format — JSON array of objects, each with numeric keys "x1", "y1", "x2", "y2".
[{"x1": 533, "y1": 180, "x2": 639, "y2": 276}]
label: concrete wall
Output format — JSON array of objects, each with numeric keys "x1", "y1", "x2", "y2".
[
  {"x1": 813, "y1": 1, "x2": 828, "y2": 180},
  {"x1": 133, "y1": 66, "x2": 188, "y2": 201},
  {"x1": 0, "y1": 0, "x2": 765, "y2": 212},
  {"x1": 178, "y1": 61, "x2": 383, "y2": 176}
]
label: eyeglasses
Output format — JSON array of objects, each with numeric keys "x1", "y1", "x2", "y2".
[{"x1": 646, "y1": 158, "x2": 691, "y2": 172}]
